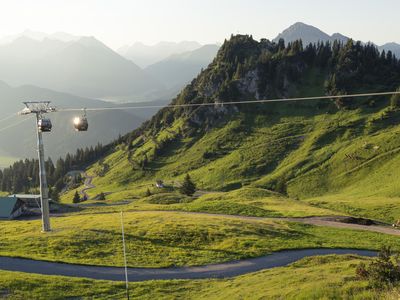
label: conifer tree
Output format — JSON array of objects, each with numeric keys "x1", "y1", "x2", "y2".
[
  {"x1": 180, "y1": 174, "x2": 196, "y2": 196},
  {"x1": 72, "y1": 191, "x2": 81, "y2": 203}
]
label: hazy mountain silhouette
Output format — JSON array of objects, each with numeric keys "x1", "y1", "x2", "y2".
[
  {"x1": 273, "y1": 22, "x2": 400, "y2": 58},
  {"x1": 379, "y1": 42, "x2": 400, "y2": 58},
  {"x1": 145, "y1": 44, "x2": 220, "y2": 92},
  {"x1": 0, "y1": 30, "x2": 80, "y2": 45},
  {"x1": 0, "y1": 36, "x2": 165, "y2": 102},
  {"x1": 273, "y1": 22, "x2": 349, "y2": 45},
  {"x1": 0, "y1": 81, "x2": 160, "y2": 161},
  {"x1": 118, "y1": 41, "x2": 202, "y2": 68}
]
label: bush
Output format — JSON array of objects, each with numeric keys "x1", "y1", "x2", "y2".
[
  {"x1": 356, "y1": 246, "x2": 400, "y2": 288},
  {"x1": 145, "y1": 188, "x2": 152, "y2": 197},
  {"x1": 390, "y1": 88, "x2": 400, "y2": 108}
]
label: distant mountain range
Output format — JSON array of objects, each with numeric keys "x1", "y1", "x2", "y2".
[
  {"x1": 1, "y1": 25, "x2": 399, "y2": 165},
  {"x1": 0, "y1": 35, "x2": 165, "y2": 102},
  {"x1": 273, "y1": 22, "x2": 400, "y2": 57},
  {"x1": 145, "y1": 44, "x2": 220, "y2": 91},
  {"x1": 0, "y1": 81, "x2": 167, "y2": 162},
  {"x1": 118, "y1": 41, "x2": 202, "y2": 68},
  {"x1": 0, "y1": 29, "x2": 81, "y2": 44}
]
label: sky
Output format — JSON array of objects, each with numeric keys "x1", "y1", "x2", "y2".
[{"x1": 0, "y1": 0, "x2": 398, "y2": 49}]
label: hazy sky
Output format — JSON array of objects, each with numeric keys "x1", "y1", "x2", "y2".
[{"x1": 0, "y1": 0, "x2": 398, "y2": 49}]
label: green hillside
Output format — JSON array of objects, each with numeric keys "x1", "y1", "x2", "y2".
[
  {"x1": 59, "y1": 35, "x2": 400, "y2": 224},
  {"x1": 2, "y1": 35, "x2": 400, "y2": 299}
]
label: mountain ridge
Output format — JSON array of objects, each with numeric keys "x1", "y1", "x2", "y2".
[
  {"x1": 118, "y1": 41, "x2": 203, "y2": 68},
  {"x1": 0, "y1": 35, "x2": 165, "y2": 101}
]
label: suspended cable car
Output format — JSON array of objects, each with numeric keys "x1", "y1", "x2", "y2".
[
  {"x1": 73, "y1": 108, "x2": 89, "y2": 132},
  {"x1": 38, "y1": 118, "x2": 52, "y2": 132}
]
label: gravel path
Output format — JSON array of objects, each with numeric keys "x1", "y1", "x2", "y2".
[
  {"x1": 79, "y1": 172, "x2": 95, "y2": 200},
  {"x1": 126, "y1": 210, "x2": 400, "y2": 237},
  {"x1": 0, "y1": 249, "x2": 376, "y2": 282}
]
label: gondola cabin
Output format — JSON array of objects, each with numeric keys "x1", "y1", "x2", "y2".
[
  {"x1": 38, "y1": 118, "x2": 52, "y2": 132},
  {"x1": 73, "y1": 117, "x2": 88, "y2": 132}
]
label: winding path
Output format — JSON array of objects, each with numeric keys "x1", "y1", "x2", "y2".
[
  {"x1": 124, "y1": 211, "x2": 400, "y2": 237},
  {"x1": 79, "y1": 172, "x2": 95, "y2": 200},
  {"x1": 5, "y1": 211, "x2": 398, "y2": 281},
  {"x1": 0, "y1": 249, "x2": 376, "y2": 282}
]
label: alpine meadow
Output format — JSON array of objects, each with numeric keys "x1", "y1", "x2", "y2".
[{"x1": 1, "y1": 2, "x2": 400, "y2": 300}]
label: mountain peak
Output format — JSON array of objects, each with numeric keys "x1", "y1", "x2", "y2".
[
  {"x1": 76, "y1": 36, "x2": 109, "y2": 50},
  {"x1": 274, "y1": 22, "x2": 330, "y2": 45},
  {"x1": 273, "y1": 22, "x2": 349, "y2": 45}
]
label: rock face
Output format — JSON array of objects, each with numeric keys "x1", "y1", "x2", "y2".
[{"x1": 237, "y1": 70, "x2": 260, "y2": 99}]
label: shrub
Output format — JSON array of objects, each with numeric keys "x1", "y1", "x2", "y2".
[
  {"x1": 145, "y1": 188, "x2": 152, "y2": 197},
  {"x1": 390, "y1": 88, "x2": 400, "y2": 108},
  {"x1": 356, "y1": 246, "x2": 400, "y2": 288}
]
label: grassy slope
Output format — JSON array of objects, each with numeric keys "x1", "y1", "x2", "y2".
[
  {"x1": 61, "y1": 100, "x2": 400, "y2": 223},
  {"x1": 1, "y1": 210, "x2": 399, "y2": 268},
  {"x1": 70, "y1": 187, "x2": 337, "y2": 218},
  {"x1": 0, "y1": 255, "x2": 398, "y2": 299}
]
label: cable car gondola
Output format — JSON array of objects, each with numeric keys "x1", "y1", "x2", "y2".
[
  {"x1": 73, "y1": 108, "x2": 89, "y2": 132},
  {"x1": 38, "y1": 118, "x2": 52, "y2": 132}
]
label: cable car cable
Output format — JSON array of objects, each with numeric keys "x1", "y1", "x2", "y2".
[
  {"x1": 57, "y1": 90, "x2": 400, "y2": 113},
  {"x1": 0, "y1": 113, "x2": 17, "y2": 124},
  {"x1": 0, "y1": 116, "x2": 34, "y2": 134}
]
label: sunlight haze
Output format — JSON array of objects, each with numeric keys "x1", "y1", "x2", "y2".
[{"x1": 0, "y1": 0, "x2": 398, "y2": 49}]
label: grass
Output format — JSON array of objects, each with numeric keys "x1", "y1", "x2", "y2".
[
  {"x1": 304, "y1": 194, "x2": 400, "y2": 223},
  {"x1": 59, "y1": 102, "x2": 400, "y2": 225},
  {"x1": 0, "y1": 255, "x2": 399, "y2": 299},
  {"x1": 177, "y1": 188, "x2": 336, "y2": 217},
  {"x1": 121, "y1": 187, "x2": 337, "y2": 218},
  {"x1": 1, "y1": 210, "x2": 400, "y2": 268}
]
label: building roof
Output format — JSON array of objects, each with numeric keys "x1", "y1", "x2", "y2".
[{"x1": 0, "y1": 196, "x2": 18, "y2": 219}]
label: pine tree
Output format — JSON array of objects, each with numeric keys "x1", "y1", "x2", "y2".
[
  {"x1": 72, "y1": 191, "x2": 81, "y2": 203},
  {"x1": 180, "y1": 174, "x2": 196, "y2": 196},
  {"x1": 49, "y1": 187, "x2": 60, "y2": 202}
]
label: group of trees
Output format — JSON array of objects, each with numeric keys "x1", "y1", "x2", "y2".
[
  {"x1": 2, "y1": 35, "x2": 400, "y2": 199},
  {"x1": 112, "y1": 35, "x2": 400, "y2": 177},
  {"x1": 132, "y1": 35, "x2": 400, "y2": 144},
  {"x1": 0, "y1": 143, "x2": 108, "y2": 198}
]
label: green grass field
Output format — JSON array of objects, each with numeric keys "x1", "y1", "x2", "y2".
[
  {"x1": 0, "y1": 255, "x2": 398, "y2": 299},
  {"x1": 67, "y1": 187, "x2": 338, "y2": 219},
  {"x1": 1, "y1": 210, "x2": 399, "y2": 268}
]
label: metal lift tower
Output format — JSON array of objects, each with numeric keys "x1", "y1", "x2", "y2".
[{"x1": 20, "y1": 101, "x2": 56, "y2": 232}]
